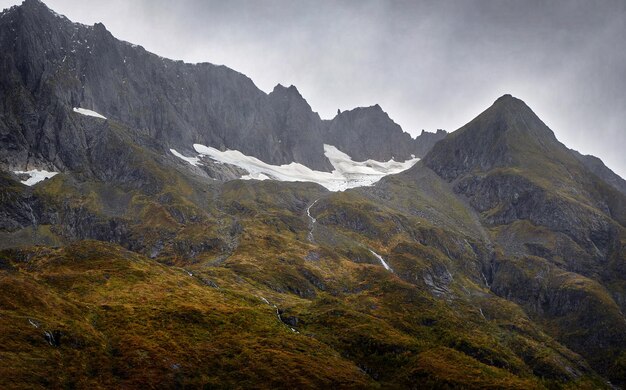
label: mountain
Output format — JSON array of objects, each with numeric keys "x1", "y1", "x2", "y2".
[
  {"x1": 0, "y1": 0, "x2": 440, "y2": 176},
  {"x1": 1, "y1": 1, "x2": 625, "y2": 389},
  {"x1": 422, "y1": 94, "x2": 626, "y2": 383},
  {"x1": 324, "y1": 105, "x2": 447, "y2": 162}
]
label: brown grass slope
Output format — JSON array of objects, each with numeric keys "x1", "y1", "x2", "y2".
[{"x1": 0, "y1": 93, "x2": 623, "y2": 388}]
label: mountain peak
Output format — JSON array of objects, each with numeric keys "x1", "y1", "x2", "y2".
[
  {"x1": 270, "y1": 84, "x2": 308, "y2": 104},
  {"x1": 491, "y1": 93, "x2": 533, "y2": 113},
  {"x1": 422, "y1": 94, "x2": 562, "y2": 180},
  {"x1": 7, "y1": 0, "x2": 71, "y2": 26},
  {"x1": 325, "y1": 103, "x2": 420, "y2": 162},
  {"x1": 269, "y1": 84, "x2": 311, "y2": 106},
  {"x1": 494, "y1": 93, "x2": 514, "y2": 102},
  {"x1": 362, "y1": 103, "x2": 383, "y2": 112},
  {"x1": 22, "y1": 0, "x2": 45, "y2": 7},
  {"x1": 19, "y1": 0, "x2": 53, "y2": 14},
  {"x1": 272, "y1": 83, "x2": 299, "y2": 94},
  {"x1": 93, "y1": 21, "x2": 107, "y2": 31},
  {"x1": 474, "y1": 93, "x2": 553, "y2": 140},
  {"x1": 337, "y1": 104, "x2": 386, "y2": 118}
]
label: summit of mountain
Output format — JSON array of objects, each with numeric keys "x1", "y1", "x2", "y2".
[{"x1": 422, "y1": 94, "x2": 565, "y2": 180}]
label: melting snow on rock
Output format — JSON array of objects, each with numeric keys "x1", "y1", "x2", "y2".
[
  {"x1": 73, "y1": 107, "x2": 107, "y2": 119},
  {"x1": 170, "y1": 149, "x2": 202, "y2": 166},
  {"x1": 12, "y1": 169, "x2": 59, "y2": 186},
  {"x1": 180, "y1": 143, "x2": 418, "y2": 191}
]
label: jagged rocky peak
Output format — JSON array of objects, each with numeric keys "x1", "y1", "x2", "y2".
[
  {"x1": 0, "y1": 0, "x2": 444, "y2": 176},
  {"x1": 325, "y1": 103, "x2": 447, "y2": 162},
  {"x1": 414, "y1": 129, "x2": 448, "y2": 157},
  {"x1": 329, "y1": 104, "x2": 395, "y2": 136},
  {"x1": 335, "y1": 103, "x2": 385, "y2": 118},
  {"x1": 420, "y1": 129, "x2": 447, "y2": 136},
  {"x1": 266, "y1": 83, "x2": 330, "y2": 171},
  {"x1": 7, "y1": 0, "x2": 76, "y2": 29},
  {"x1": 325, "y1": 104, "x2": 417, "y2": 162},
  {"x1": 268, "y1": 83, "x2": 319, "y2": 118},
  {"x1": 271, "y1": 83, "x2": 302, "y2": 96}
]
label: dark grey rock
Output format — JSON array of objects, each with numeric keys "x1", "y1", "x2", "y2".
[
  {"x1": 325, "y1": 105, "x2": 415, "y2": 162},
  {"x1": 0, "y1": 1, "x2": 439, "y2": 176},
  {"x1": 572, "y1": 150, "x2": 626, "y2": 196}
]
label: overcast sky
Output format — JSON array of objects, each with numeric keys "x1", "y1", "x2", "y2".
[{"x1": 3, "y1": 0, "x2": 625, "y2": 177}]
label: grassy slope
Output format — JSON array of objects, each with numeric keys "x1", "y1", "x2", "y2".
[
  {"x1": 0, "y1": 241, "x2": 374, "y2": 389},
  {"x1": 1, "y1": 162, "x2": 611, "y2": 388},
  {"x1": 0, "y1": 110, "x2": 619, "y2": 388}
]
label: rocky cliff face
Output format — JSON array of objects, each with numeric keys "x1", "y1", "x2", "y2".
[
  {"x1": 421, "y1": 94, "x2": 626, "y2": 383},
  {"x1": 0, "y1": 0, "x2": 440, "y2": 175},
  {"x1": 413, "y1": 128, "x2": 448, "y2": 157},
  {"x1": 325, "y1": 105, "x2": 416, "y2": 162},
  {"x1": 324, "y1": 106, "x2": 447, "y2": 162},
  {"x1": 267, "y1": 84, "x2": 331, "y2": 170},
  {"x1": 572, "y1": 149, "x2": 626, "y2": 196}
]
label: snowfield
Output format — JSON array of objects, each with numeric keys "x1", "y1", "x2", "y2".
[
  {"x1": 170, "y1": 149, "x2": 201, "y2": 166},
  {"x1": 171, "y1": 144, "x2": 419, "y2": 191},
  {"x1": 73, "y1": 107, "x2": 107, "y2": 119},
  {"x1": 12, "y1": 169, "x2": 59, "y2": 186}
]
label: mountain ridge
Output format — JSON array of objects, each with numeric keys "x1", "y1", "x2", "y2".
[
  {"x1": 420, "y1": 95, "x2": 626, "y2": 383},
  {"x1": 0, "y1": 0, "x2": 445, "y2": 175}
]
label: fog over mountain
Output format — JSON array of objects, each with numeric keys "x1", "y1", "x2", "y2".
[{"x1": 1, "y1": 0, "x2": 624, "y2": 178}]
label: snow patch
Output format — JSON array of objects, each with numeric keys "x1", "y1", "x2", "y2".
[
  {"x1": 191, "y1": 143, "x2": 419, "y2": 192},
  {"x1": 242, "y1": 172, "x2": 271, "y2": 181},
  {"x1": 12, "y1": 169, "x2": 59, "y2": 186},
  {"x1": 170, "y1": 149, "x2": 201, "y2": 166},
  {"x1": 73, "y1": 107, "x2": 106, "y2": 119}
]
